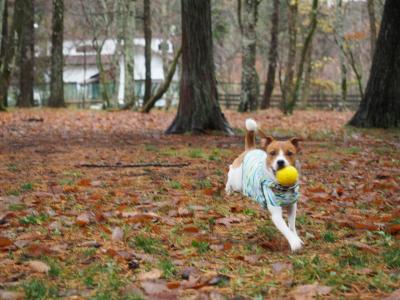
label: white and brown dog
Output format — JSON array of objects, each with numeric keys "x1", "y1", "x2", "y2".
[{"x1": 225, "y1": 119, "x2": 303, "y2": 251}]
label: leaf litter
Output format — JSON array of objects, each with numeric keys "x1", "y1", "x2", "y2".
[{"x1": 0, "y1": 109, "x2": 399, "y2": 299}]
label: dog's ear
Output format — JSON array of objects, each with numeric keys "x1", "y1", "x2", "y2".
[
  {"x1": 290, "y1": 137, "x2": 302, "y2": 151},
  {"x1": 261, "y1": 136, "x2": 274, "y2": 148}
]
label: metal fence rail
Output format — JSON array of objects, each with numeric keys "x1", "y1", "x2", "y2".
[{"x1": 218, "y1": 94, "x2": 361, "y2": 110}]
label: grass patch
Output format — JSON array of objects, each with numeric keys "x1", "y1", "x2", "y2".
[
  {"x1": 19, "y1": 213, "x2": 49, "y2": 225},
  {"x1": 8, "y1": 203, "x2": 26, "y2": 211},
  {"x1": 131, "y1": 235, "x2": 165, "y2": 255},
  {"x1": 7, "y1": 164, "x2": 18, "y2": 172},
  {"x1": 188, "y1": 148, "x2": 204, "y2": 158},
  {"x1": 159, "y1": 258, "x2": 177, "y2": 279},
  {"x1": 20, "y1": 182, "x2": 34, "y2": 192},
  {"x1": 169, "y1": 180, "x2": 182, "y2": 189},
  {"x1": 196, "y1": 178, "x2": 212, "y2": 189},
  {"x1": 322, "y1": 231, "x2": 337, "y2": 243},
  {"x1": 192, "y1": 240, "x2": 210, "y2": 254},
  {"x1": 145, "y1": 144, "x2": 159, "y2": 152},
  {"x1": 383, "y1": 248, "x2": 400, "y2": 269},
  {"x1": 23, "y1": 278, "x2": 57, "y2": 300},
  {"x1": 333, "y1": 245, "x2": 369, "y2": 268}
]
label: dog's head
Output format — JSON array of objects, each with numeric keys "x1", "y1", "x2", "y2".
[{"x1": 262, "y1": 136, "x2": 301, "y2": 174}]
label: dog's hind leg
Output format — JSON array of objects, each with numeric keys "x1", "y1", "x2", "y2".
[{"x1": 267, "y1": 205, "x2": 303, "y2": 252}]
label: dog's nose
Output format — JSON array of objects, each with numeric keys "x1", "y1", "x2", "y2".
[{"x1": 277, "y1": 160, "x2": 285, "y2": 168}]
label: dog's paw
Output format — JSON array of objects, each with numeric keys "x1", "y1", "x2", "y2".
[
  {"x1": 289, "y1": 236, "x2": 303, "y2": 252},
  {"x1": 225, "y1": 186, "x2": 232, "y2": 196}
]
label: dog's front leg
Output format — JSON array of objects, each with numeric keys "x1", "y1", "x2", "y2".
[
  {"x1": 268, "y1": 205, "x2": 302, "y2": 252},
  {"x1": 288, "y1": 203, "x2": 298, "y2": 234}
]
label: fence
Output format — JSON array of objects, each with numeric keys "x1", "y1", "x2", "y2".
[{"x1": 218, "y1": 94, "x2": 362, "y2": 110}]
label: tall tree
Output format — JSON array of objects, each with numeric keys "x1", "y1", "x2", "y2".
[
  {"x1": 334, "y1": 0, "x2": 347, "y2": 109},
  {"x1": 349, "y1": 0, "x2": 400, "y2": 128},
  {"x1": 143, "y1": 0, "x2": 152, "y2": 105},
  {"x1": 0, "y1": 0, "x2": 8, "y2": 110},
  {"x1": 16, "y1": 0, "x2": 35, "y2": 107},
  {"x1": 238, "y1": 0, "x2": 260, "y2": 112},
  {"x1": 367, "y1": 0, "x2": 377, "y2": 60},
  {"x1": 261, "y1": 0, "x2": 279, "y2": 110},
  {"x1": 281, "y1": 0, "x2": 297, "y2": 114},
  {"x1": 290, "y1": 0, "x2": 318, "y2": 110},
  {"x1": 166, "y1": 0, "x2": 232, "y2": 135},
  {"x1": 121, "y1": 0, "x2": 136, "y2": 109},
  {"x1": 49, "y1": 0, "x2": 65, "y2": 107},
  {"x1": 0, "y1": 0, "x2": 19, "y2": 110}
]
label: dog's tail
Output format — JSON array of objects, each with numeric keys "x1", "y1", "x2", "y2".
[{"x1": 245, "y1": 119, "x2": 257, "y2": 150}]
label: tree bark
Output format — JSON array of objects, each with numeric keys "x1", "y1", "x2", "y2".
[
  {"x1": 49, "y1": 0, "x2": 65, "y2": 107},
  {"x1": 16, "y1": 0, "x2": 35, "y2": 107},
  {"x1": 238, "y1": 0, "x2": 259, "y2": 112},
  {"x1": 281, "y1": 0, "x2": 297, "y2": 114},
  {"x1": 335, "y1": 0, "x2": 347, "y2": 110},
  {"x1": 349, "y1": 0, "x2": 400, "y2": 128},
  {"x1": 0, "y1": 0, "x2": 7, "y2": 110},
  {"x1": 261, "y1": 0, "x2": 279, "y2": 110},
  {"x1": 367, "y1": 0, "x2": 377, "y2": 60},
  {"x1": 121, "y1": 0, "x2": 136, "y2": 109},
  {"x1": 143, "y1": 0, "x2": 152, "y2": 105},
  {"x1": 141, "y1": 47, "x2": 181, "y2": 113},
  {"x1": 300, "y1": 41, "x2": 313, "y2": 105},
  {"x1": 166, "y1": 0, "x2": 232, "y2": 135},
  {"x1": 286, "y1": 0, "x2": 318, "y2": 114}
]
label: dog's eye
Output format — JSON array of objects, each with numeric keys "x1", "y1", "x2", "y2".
[
  {"x1": 287, "y1": 151, "x2": 293, "y2": 156},
  {"x1": 269, "y1": 151, "x2": 276, "y2": 156}
]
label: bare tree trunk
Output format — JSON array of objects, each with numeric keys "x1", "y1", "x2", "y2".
[
  {"x1": 238, "y1": 0, "x2": 259, "y2": 112},
  {"x1": 335, "y1": 0, "x2": 347, "y2": 110},
  {"x1": 261, "y1": 0, "x2": 279, "y2": 110},
  {"x1": 0, "y1": 0, "x2": 8, "y2": 110},
  {"x1": 49, "y1": 0, "x2": 65, "y2": 107},
  {"x1": 160, "y1": 0, "x2": 173, "y2": 111},
  {"x1": 121, "y1": 0, "x2": 136, "y2": 110},
  {"x1": 287, "y1": 0, "x2": 318, "y2": 114},
  {"x1": 349, "y1": 0, "x2": 400, "y2": 128},
  {"x1": 95, "y1": 45, "x2": 110, "y2": 108},
  {"x1": 281, "y1": 0, "x2": 298, "y2": 114},
  {"x1": 141, "y1": 47, "x2": 181, "y2": 113},
  {"x1": 300, "y1": 41, "x2": 313, "y2": 106},
  {"x1": 16, "y1": 0, "x2": 34, "y2": 107},
  {"x1": 166, "y1": 0, "x2": 232, "y2": 135},
  {"x1": 367, "y1": 0, "x2": 377, "y2": 60},
  {"x1": 143, "y1": 0, "x2": 152, "y2": 105}
]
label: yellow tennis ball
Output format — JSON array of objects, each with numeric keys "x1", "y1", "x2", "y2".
[{"x1": 276, "y1": 166, "x2": 299, "y2": 187}]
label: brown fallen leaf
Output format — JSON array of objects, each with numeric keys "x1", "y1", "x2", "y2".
[
  {"x1": 216, "y1": 216, "x2": 242, "y2": 227},
  {"x1": 0, "y1": 236, "x2": 13, "y2": 248},
  {"x1": 137, "y1": 268, "x2": 162, "y2": 281},
  {"x1": 76, "y1": 212, "x2": 94, "y2": 226},
  {"x1": 386, "y1": 224, "x2": 400, "y2": 235},
  {"x1": 383, "y1": 288, "x2": 400, "y2": 300},
  {"x1": 111, "y1": 227, "x2": 124, "y2": 242},
  {"x1": 346, "y1": 241, "x2": 379, "y2": 254},
  {"x1": 272, "y1": 262, "x2": 293, "y2": 274},
  {"x1": 183, "y1": 225, "x2": 199, "y2": 233},
  {"x1": 289, "y1": 284, "x2": 332, "y2": 300},
  {"x1": 24, "y1": 244, "x2": 53, "y2": 258},
  {"x1": 28, "y1": 260, "x2": 50, "y2": 273},
  {"x1": 0, "y1": 290, "x2": 25, "y2": 300}
]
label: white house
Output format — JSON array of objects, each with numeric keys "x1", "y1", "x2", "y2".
[{"x1": 60, "y1": 38, "x2": 178, "y2": 104}]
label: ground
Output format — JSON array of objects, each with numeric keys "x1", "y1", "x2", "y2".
[{"x1": 0, "y1": 109, "x2": 399, "y2": 300}]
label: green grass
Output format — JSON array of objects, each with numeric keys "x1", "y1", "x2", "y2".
[
  {"x1": 20, "y1": 182, "x2": 34, "y2": 192},
  {"x1": 188, "y1": 148, "x2": 204, "y2": 158},
  {"x1": 322, "y1": 231, "x2": 337, "y2": 243},
  {"x1": 383, "y1": 248, "x2": 400, "y2": 269},
  {"x1": 23, "y1": 279, "x2": 57, "y2": 300},
  {"x1": 196, "y1": 178, "x2": 212, "y2": 189},
  {"x1": 333, "y1": 245, "x2": 369, "y2": 268},
  {"x1": 342, "y1": 146, "x2": 361, "y2": 155},
  {"x1": 131, "y1": 235, "x2": 165, "y2": 255},
  {"x1": 158, "y1": 258, "x2": 177, "y2": 279},
  {"x1": 7, "y1": 164, "x2": 18, "y2": 172},
  {"x1": 8, "y1": 203, "x2": 26, "y2": 211},
  {"x1": 191, "y1": 240, "x2": 210, "y2": 254},
  {"x1": 19, "y1": 214, "x2": 49, "y2": 225},
  {"x1": 145, "y1": 144, "x2": 159, "y2": 152},
  {"x1": 169, "y1": 180, "x2": 182, "y2": 189}
]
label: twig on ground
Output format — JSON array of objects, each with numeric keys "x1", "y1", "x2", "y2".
[{"x1": 76, "y1": 162, "x2": 191, "y2": 168}]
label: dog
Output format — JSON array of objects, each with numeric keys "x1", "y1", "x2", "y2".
[{"x1": 225, "y1": 119, "x2": 303, "y2": 251}]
